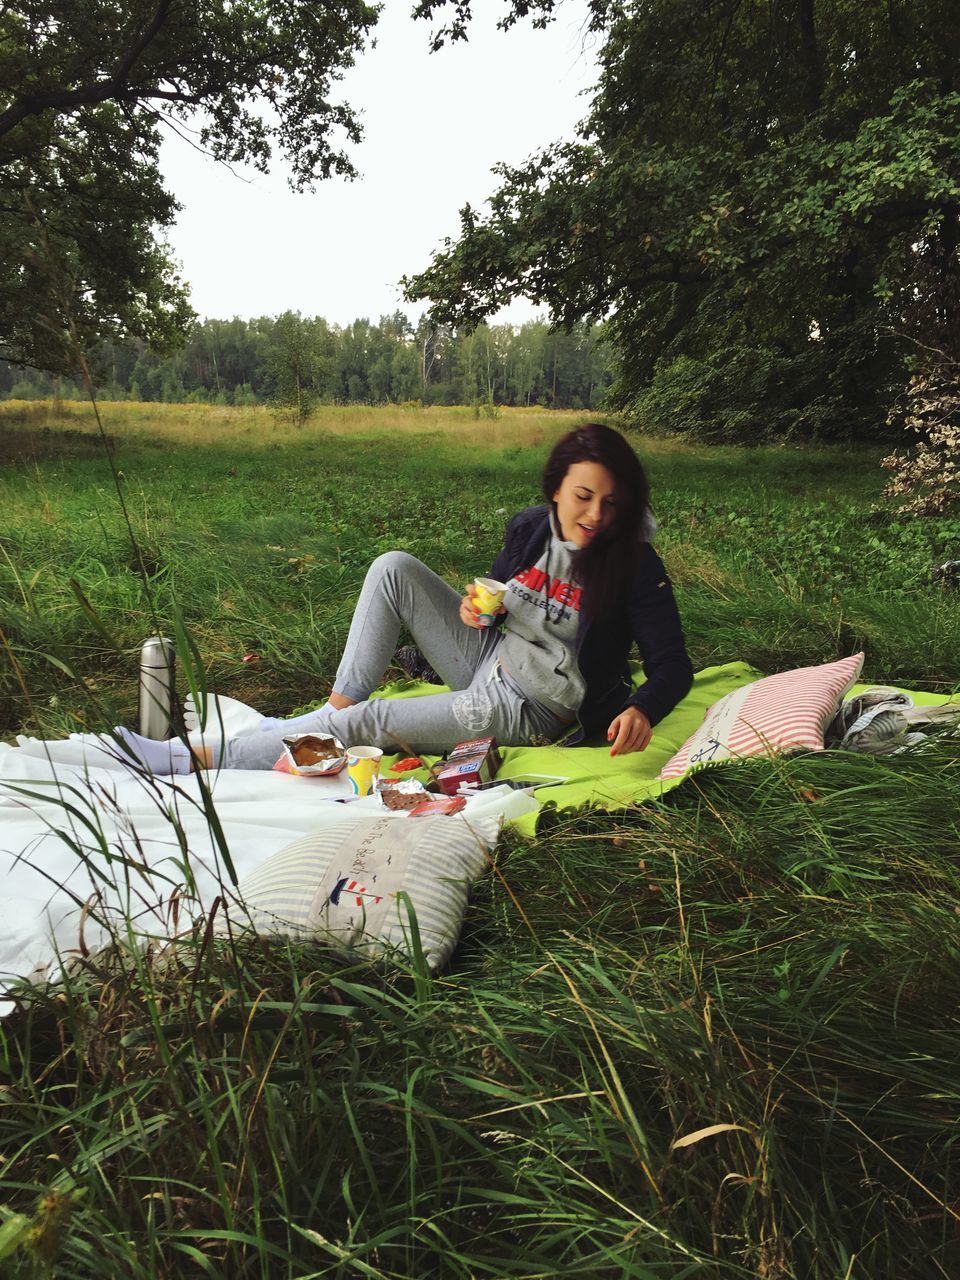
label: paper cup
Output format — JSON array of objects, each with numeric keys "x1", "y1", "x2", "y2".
[
  {"x1": 346, "y1": 745, "x2": 383, "y2": 796},
  {"x1": 472, "y1": 576, "x2": 507, "y2": 627}
]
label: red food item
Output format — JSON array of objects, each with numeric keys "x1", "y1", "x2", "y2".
[
  {"x1": 408, "y1": 796, "x2": 467, "y2": 817},
  {"x1": 390, "y1": 756, "x2": 423, "y2": 773},
  {"x1": 242, "y1": 653, "x2": 260, "y2": 664}
]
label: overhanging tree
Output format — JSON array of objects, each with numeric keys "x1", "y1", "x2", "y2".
[
  {"x1": 405, "y1": 0, "x2": 960, "y2": 439},
  {"x1": 0, "y1": 0, "x2": 379, "y2": 373}
]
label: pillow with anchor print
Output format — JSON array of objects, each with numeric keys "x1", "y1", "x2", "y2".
[{"x1": 220, "y1": 813, "x2": 501, "y2": 972}]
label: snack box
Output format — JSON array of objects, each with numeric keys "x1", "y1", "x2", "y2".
[
  {"x1": 408, "y1": 795, "x2": 467, "y2": 817},
  {"x1": 279, "y1": 733, "x2": 346, "y2": 776},
  {"x1": 448, "y1": 736, "x2": 502, "y2": 770},
  {"x1": 435, "y1": 749, "x2": 498, "y2": 795}
]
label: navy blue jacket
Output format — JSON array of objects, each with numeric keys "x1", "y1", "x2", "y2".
[{"x1": 490, "y1": 505, "x2": 693, "y2": 743}]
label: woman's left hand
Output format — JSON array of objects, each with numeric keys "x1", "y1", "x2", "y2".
[{"x1": 607, "y1": 707, "x2": 652, "y2": 756}]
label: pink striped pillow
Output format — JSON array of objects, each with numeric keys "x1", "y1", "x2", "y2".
[{"x1": 659, "y1": 653, "x2": 865, "y2": 781}]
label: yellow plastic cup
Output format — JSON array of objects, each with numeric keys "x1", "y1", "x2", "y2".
[
  {"x1": 346, "y1": 745, "x2": 383, "y2": 796},
  {"x1": 471, "y1": 577, "x2": 507, "y2": 627}
]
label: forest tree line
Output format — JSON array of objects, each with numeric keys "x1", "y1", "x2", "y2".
[{"x1": 0, "y1": 313, "x2": 613, "y2": 411}]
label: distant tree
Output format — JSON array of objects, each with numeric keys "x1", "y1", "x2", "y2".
[
  {"x1": 378, "y1": 311, "x2": 413, "y2": 344},
  {"x1": 335, "y1": 318, "x2": 374, "y2": 401},
  {"x1": 0, "y1": 0, "x2": 379, "y2": 374},
  {"x1": 390, "y1": 341, "x2": 422, "y2": 401},
  {"x1": 455, "y1": 328, "x2": 480, "y2": 404},
  {"x1": 414, "y1": 317, "x2": 453, "y2": 397},
  {"x1": 265, "y1": 312, "x2": 331, "y2": 425},
  {"x1": 367, "y1": 355, "x2": 392, "y2": 402},
  {"x1": 506, "y1": 323, "x2": 547, "y2": 406}
]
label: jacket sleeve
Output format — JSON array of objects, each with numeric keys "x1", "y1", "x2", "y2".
[
  {"x1": 623, "y1": 544, "x2": 694, "y2": 727},
  {"x1": 489, "y1": 510, "x2": 528, "y2": 583}
]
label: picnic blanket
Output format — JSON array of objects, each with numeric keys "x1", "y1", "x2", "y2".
[
  {"x1": 1, "y1": 662, "x2": 951, "y2": 1006},
  {"x1": 384, "y1": 661, "x2": 955, "y2": 835},
  {"x1": 0, "y1": 746, "x2": 535, "y2": 1012}
]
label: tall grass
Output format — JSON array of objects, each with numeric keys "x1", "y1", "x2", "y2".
[
  {"x1": 0, "y1": 398, "x2": 579, "y2": 451},
  {"x1": 2, "y1": 404, "x2": 960, "y2": 1276},
  {"x1": 3, "y1": 746, "x2": 960, "y2": 1276}
]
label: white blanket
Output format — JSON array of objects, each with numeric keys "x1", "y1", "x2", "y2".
[{"x1": 0, "y1": 743, "x2": 532, "y2": 1012}]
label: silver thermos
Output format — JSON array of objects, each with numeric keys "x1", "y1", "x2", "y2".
[{"x1": 138, "y1": 636, "x2": 176, "y2": 739}]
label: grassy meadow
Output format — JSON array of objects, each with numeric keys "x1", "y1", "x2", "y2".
[
  {"x1": 2, "y1": 400, "x2": 960, "y2": 1277},
  {"x1": 3, "y1": 397, "x2": 960, "y2": 739}
]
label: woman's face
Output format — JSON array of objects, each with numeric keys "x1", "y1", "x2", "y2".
[{"x1": 552, "y1": 460, "x2": 618, "y2": 547}]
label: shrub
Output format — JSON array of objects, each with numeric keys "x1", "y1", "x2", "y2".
[{"x1": 881, "y1": 360, "x2": 960, "y2": 515}]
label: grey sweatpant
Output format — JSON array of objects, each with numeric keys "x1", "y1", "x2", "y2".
[{"x1": 223, "y1": 552, "x2": 571, "y2": 769}]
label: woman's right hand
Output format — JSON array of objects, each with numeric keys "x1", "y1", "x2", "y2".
[
  {"x1": 460, "y1": 589, "x2": 483, "y2": 629},
  {"x1": 461, "y1": 581, "x2": 507, "y2": 628}
]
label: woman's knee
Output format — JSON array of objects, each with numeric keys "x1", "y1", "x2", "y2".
[{"x1": 367, "y1": 549, "x2": 422, "y2": 582}]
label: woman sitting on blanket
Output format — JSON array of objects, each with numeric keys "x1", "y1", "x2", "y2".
[{"x1": 53, "y1": 423, "x2": 694, "y2": 775}]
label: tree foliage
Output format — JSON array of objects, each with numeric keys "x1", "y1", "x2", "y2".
[
  {"x1": 405, "y1": 0, "x2": 960, "y2": 439},
  {"x1": 0, "y1": 0, "x2": 379, "y2": 372},
  {"x1": 265, "y1": 312, "x2": 335, "y2": 424}
]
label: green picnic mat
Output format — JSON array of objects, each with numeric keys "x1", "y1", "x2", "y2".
[{"x1": 374, "y1": 663, "x2": 955, "y2": 836}]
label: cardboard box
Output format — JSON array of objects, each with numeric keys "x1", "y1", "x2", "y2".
[
  {"x1": 436, "y1": 738, "x2": 500, "y2": 795},
  {"x1": 448, "y1": 736, "x2": 501, "y2": 769}
]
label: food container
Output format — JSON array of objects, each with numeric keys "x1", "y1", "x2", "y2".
[
  {"x1": 471, "y1": 578, "x2": 508, "y2": 627},
  {"x1": 346, "y1": 744, "x2": 382, "y2": 795},
  {"x1": 436, "y1": 736, "x2": 500, "y2": 795},
  {"x1": 138, "y1": 635, "x2": 175, "y2": 740},
  {"x1": 280, "y1": 733, "x2": 347, "y2": 776},
  {"x1": 448, "y1": 735, "x2": 501, "y2": 768}
]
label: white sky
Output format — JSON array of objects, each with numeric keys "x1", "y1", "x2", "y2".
[{"x1": 158, "y1": 0, "x2": 600, "y2": 327}]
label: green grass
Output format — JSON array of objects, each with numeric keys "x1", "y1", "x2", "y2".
[
  {"x1": 2, "y1": 402, "x2": 960, "y2": 1277},
  {"x1": 2, "y1": 401, "x2": 959, "y2": 738}
]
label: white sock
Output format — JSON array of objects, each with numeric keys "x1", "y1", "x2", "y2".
[
  {"x1": 111, "y1": 727, "x2": 193, "y2": 775},
  {"x1": 16, "y1": 728, "x2": 193, "y2": 776}
]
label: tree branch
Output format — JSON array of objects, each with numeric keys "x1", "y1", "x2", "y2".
[
  {"x1": 113, "y1": 0, "x2": 176, "y2": 86},
  {"x1": 0, "y1": 0, "x2": 176, "y2": 139},
  {"x1": 797, "y1": 0, "x2": 823, "y2": 113}
]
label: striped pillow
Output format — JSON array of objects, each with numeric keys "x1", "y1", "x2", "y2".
[
  {"x1": 221, "y1": 813, "x2": 500, "y2": 972},
  {"x1": 659, "y1": 653, "x2": 865, "y2": 781}
]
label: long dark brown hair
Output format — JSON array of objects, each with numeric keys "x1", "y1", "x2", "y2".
[{"x1": 541, "y1": 423, "x2": 651, "y2": 619}]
